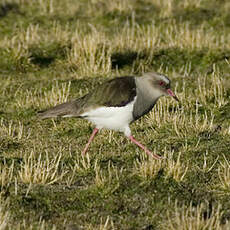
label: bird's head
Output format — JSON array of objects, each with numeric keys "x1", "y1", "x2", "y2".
[{"x1": 144, "y1": 72, "x2": 179, "y2": 102}]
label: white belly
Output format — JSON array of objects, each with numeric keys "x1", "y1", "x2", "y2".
[{"x1": 81, "y1": 99, "x2": 135, "y2": 135}]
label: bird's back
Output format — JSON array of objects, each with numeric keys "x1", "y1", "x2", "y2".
[{"x1": 38, "y1": 76, "x2": 137, "y2": 119}]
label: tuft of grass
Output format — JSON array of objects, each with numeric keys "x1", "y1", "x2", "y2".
[
  {"x1": 134, "y1": 151, "x2": 163, "y2": 180},
  {"x1": 0, "y1": 160, "x2": 14, "y2": 188},
  {"x1": 18, "y1": 150, "x2": 66, "y2": 185},
  {"x1": 218, "y1": 155, "x2": 230, "y2": 192},
  {"x1": 0, "y1": 193, "x2": 10, "y2": 230},
  {"x1": 15, "y1": 80, "x2": 71, "y2": 109},
  {"x1": 163, "y1": 201, "x2": 229, "y2": 230},
  {"x1": 84, "y1": 216, "x2": 115, "y2": 230},
  {"x1": 0, "y1": 118, "x2": 30, "y2": 141},
  {"x1": 0, "y1": 204, "x2": 10, "y2": 230},
  {"x1": 67, "y1": 28, "x2": 112, "y2": 76},
  {"x1": 134, "y1": 149, "x2": 187, "y2": 182},
  {"x1": 165, "y1": 150, "x2": 188, "y2": 182}
]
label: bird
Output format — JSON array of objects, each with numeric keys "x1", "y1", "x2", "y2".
[{"x1": 38, "y1": 72, "x2": 179, "y2": 159}]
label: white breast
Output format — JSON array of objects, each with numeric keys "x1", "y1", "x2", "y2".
[{"x1": 81, "y1": 97, "x2": 136, "y2": 136}]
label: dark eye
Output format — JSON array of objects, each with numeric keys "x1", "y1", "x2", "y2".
[{"x1": 159, "y1": 81, "x2": 165, "y2": 86}]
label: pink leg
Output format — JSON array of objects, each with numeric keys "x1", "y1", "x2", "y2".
[
  {"x1": 82, "y1": 128, "x2": 99, "y2": 155},
  {"x1": 128, "y1": 135, "x2": 162, "y2": 160}
]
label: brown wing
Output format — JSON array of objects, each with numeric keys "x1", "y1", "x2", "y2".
[{"x1": 38, "y1": 76, "x2": 137, "y2": 119}]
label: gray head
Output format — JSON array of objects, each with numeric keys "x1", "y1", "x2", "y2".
[{"x1": 141, "y1": 72, "x2": 179, "y2": 101}]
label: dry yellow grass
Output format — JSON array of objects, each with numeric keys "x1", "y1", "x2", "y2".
[
  {"x1": 218, "y1": 155, "x2": 230, "y2": 192},
  {"x1": 163, "y1": 201, "x2": 230, "y2": 230},
  {"x1": 134, "y1": 149, "x2": 188, "y2": 182},
  {"x1": 15, "y1": 81, "x2": 71, "y2": 109},
  {"x1": 18, "y1": 150, "x2": 66, "y2": 185}
]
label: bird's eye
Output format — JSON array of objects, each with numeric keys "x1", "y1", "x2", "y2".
[{"x1": 159, "y1": 81, "x2": 165, "y2": 86}]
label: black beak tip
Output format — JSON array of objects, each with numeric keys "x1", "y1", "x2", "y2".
[{"x1": 174, "y1": 95, "x2": 179, "y2": 102}]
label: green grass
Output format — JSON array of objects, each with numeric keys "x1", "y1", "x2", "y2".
[{"x1": 0, "y1": 0, "x2": 230, "y2": 229}]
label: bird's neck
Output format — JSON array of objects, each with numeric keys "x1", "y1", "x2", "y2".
[
  {"x1": 132, "y1": 77, "x2": 161, "y2": 121},
  {"x1": 135, "y1": 77, "x2": 162, "y2": 101}
]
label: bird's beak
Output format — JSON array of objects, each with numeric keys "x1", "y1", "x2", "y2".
[{"x1": 167, "y1": 89, "x2": 179, "y2": 102}]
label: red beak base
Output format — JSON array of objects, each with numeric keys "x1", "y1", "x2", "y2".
[{"x1": 167, "y1": 89, "x2": 179, "y2": 102}]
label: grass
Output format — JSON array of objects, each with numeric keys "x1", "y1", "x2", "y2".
[{"x1": 0, "y1": 0, "x2": 230, "y2": 229}]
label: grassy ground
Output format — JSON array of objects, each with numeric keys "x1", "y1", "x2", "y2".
[{"x1": 0, "y1": 0, "x2": 230, "y2": 229}]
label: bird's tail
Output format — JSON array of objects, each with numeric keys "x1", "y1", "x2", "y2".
[{"x1": 38, "y1": 101, "x2": 77, "y2": 119}]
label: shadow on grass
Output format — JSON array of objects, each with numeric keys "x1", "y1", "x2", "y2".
[
  {"x1": 0, "y1": 3, "x2": 20, "y2": 18},
  {"x1": 151, "y1": 47, "x2": 230, "y2": 73},
  {"x1": 111, "y1": 47, "x2": 230, "y2": 73},
  {"x1": 111, "y1": 50, "x2": 147, "y2": 69},
  {"x1": 30, "y1": 55, "x2": 55, "y2": 68},
  {"x1": 29, "y1": 43, "x2": 69, "y2": 68},
  {"x1": 111, "y1": 51, "x2": 138, "y2": 69}
]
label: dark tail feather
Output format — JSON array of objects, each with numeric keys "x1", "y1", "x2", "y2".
[{"x1": 38, "y1": 101, "x2": 77, "y2": 119}]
